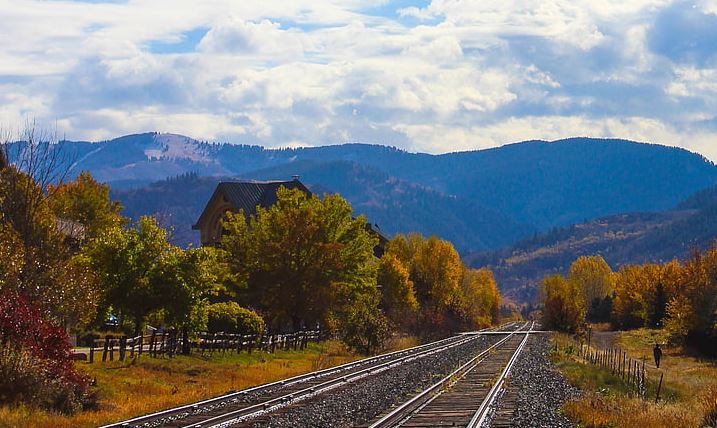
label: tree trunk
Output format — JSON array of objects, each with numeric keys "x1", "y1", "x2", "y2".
[{"x1": 181, "y1": 325, "x2": 190, "y2": 355}]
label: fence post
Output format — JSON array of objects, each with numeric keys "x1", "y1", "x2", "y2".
[
  {"x1": 119, "y1": 336, "x2": 127, "y2": 361},
  {"x1": 102, "y1": 335, "x2": 109, "y2": 362},
  {"x1": 109, "y1": 337, "x2": 115, "y2": 361},
  {"x1": 89, "y1": 341, "x2": 95, "y2": 364},
  {"x1": 655, "y1": 373, "x2": 664, "y2": 403},
  {"x1": 149, "y1": 331, "x2": 156, "y2": 357},
  {"x1": 641, "y1": 360, "x2": 646, "y2": 397},
  {"x1": 167, "y1": 330, "x2": 175, "y2": 358}
]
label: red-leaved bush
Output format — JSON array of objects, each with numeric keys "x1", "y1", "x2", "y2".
[{"x1": 0, "y1": 289, "x2": 91, "y2": 413}]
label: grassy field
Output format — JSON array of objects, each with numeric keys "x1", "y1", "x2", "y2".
[
  {"x1": 551, "y1": 329, "x2": 717, "y2": 428},
  {"x1": 0, "y1": 340, "x2": 365, "y2": 428}
]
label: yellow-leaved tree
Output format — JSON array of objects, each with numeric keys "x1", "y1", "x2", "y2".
[
  {"x1": 377, "y1": 253, "x2": 418, "y2": 328},
  {"x1": 568, "y1": 255, "x2": 614, "y2": 322},
  {"x1": 541, "y1": 274, "x2": 586, "y2": 333}
]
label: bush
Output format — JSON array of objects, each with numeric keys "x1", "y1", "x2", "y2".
[
  {"x1": 0, "y1": 290, "x2": 91, "y2": 413},
  {"x1": 0, "y1": 346, "x2": 91, "y2": 414},
  {"x1": 339, "y1": 293, "x2": 389, "y2": 355},
  {"x1": 206, "y1": 302, "x2": 264, "y2": 335}
]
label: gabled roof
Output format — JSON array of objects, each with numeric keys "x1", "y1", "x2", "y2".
[{"x1": 193, "y1": 179, "x2": 311, "y2": 229}]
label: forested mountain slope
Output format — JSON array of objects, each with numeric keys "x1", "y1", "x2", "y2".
[
  {"x1": 111, "y1": 163, "x2": 533, "y2": 252},
  {"x1": 467, "y1": 182, "x2": 717, "y2": 302}
]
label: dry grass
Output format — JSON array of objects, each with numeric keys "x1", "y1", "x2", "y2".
[
  {"x1": 0, "y1": 341, "x2": 358, "y2": 428},
  {"x1": 552, "y1": 329, "x2": 717, "y2": 428},
  {"x1": 563, "y1": 393, "x2": 699, "y2": 428}
]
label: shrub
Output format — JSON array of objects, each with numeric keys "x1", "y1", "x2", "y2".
[
  {"x1": 339, "y1": 293, "x2": 389, "y2": 355},
  {"x1": 0, "y1": 290, "x2": 91, "y2": 413},
  {"x1": 206, "y1": 302, "x2": 264, "y2": 335}
]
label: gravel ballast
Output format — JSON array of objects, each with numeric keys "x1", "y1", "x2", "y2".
[
  {"x1": 248, "y1": 335, "x2": 498, "y2": 427},
  {"x1": 497, "y1": 335, "x2": 579, "y2": 427}
]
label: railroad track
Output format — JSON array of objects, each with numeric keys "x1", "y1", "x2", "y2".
[
  {"x1": 104, "y1": 322, "x2": 523, "y2": 428},
  {"x1": 369, "y1": 321, "x2": 534, "y2": 428}
]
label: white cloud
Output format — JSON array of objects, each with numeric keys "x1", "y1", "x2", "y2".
[
  {"x1": 0, "y1": 0, "x2": 716, "y2": 161},
  {"x1": 198, "y1": 19, "x2": 306, "y2": 58}
]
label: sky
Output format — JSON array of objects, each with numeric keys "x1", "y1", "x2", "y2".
[{"x1": 1, "y1": 0, "x2": 717, "y2": 159}]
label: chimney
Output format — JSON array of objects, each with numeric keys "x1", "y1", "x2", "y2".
[{"x1": 292, "y1": 175, "x2": 300, "y2": 181}]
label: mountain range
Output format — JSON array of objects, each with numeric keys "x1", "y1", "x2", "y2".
[{"x1": 36, "y1": 132, "x2": 717, "y2": 302}]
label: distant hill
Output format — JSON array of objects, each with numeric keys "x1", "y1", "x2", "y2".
[
  {"x1": 38, "y1": 132, "x2": 717, "y2": 254},
  {"x1": 467, "y1": 183, "x2": 717, "y2": 303}
]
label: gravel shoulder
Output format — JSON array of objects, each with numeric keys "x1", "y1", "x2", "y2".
[{"x1": 497, "y1": 334, "x2": 579, "y2": 427}]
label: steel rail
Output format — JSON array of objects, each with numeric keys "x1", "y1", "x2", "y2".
[
  {"x1": 368, "y1": 321, "x2": 531, "y2": 428},
  {"x1": 179, "y1": 331, "x2": 490, "y2": 427},
  {"x1": 467, "y1": 321, "x2": 534, "y2": 428},
  {"x1": 104, "y1": 323, "x2": 516, "y2": 428}
]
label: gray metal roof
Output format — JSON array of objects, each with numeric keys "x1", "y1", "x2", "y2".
[
  {"x1": 193, "y1": 179, "x2": 311, "y2": 228},
  {"x1": 219, "y1": 180, "x2": 311, "y2": 221}
]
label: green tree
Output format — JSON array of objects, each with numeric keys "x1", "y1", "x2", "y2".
[
  {"x1": 339, "y1": 291, "x2": 389, "y2": 354},
  {"x1": 221, "y1": 187, "x2": 378, "y2": 331},
  {"x1": 84, "y1": 216, "x2": 171, "y2": 335},
  {"x1": 154, "y1": 246, "x2": 223, "y2": 335}
]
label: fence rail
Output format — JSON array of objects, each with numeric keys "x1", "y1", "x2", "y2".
[{"x1": 87, "y1": 330, "x2": 322, "y2": 363}]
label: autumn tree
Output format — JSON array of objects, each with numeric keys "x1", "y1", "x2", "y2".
[
  {"x1": 385, "y1": 233, "x2": 424, "y2": 268},
  {"x1": 670, "y1": 249, "x2": 717, "y2": 351},
  {"x1": 541, "y1": 274, "x2": 585, "y2": 333},
  {"x1": 48, "y1": 171, "x2": 125, "y2": 239},
  {"x1": 221, "y1": 187, "x2": 378, "y2": 332},
  {"x1": 0, "y1": 166, "x2": 98, "y2": 327},
  {"x1": 410, "y1": 236, "x2": 463, "y2": 310},
  {"x1": 460, "y1": 268, "x2": 501, "y2": 329},
  {"x1": 385, "y1": 233, "x2": 501, "y2": 336},
  {"x1": 568, "y1": 255, "x2": 614, "y2": 322},
  {"x1": 377, "y1": 254, "x2": 418, "y2": 327}
]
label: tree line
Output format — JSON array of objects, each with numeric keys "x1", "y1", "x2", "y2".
[{"x1": 540, "y1": 251, "x2": 717, "y2": 355}]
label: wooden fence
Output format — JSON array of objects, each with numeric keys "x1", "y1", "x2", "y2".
[
  {"x1": 88, "y1": 330, "x2": 322, "y2": 363},
  {"x1": 576, "y1": 342, "x2": 665, "y2": 402}
]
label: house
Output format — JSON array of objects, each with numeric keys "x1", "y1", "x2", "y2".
[{"x1": 192, "y1": 177, "x2": 387, "y2": 256}]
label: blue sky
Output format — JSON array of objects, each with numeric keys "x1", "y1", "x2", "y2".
[{"x1": 1, "y1": 0, "x2": 717, "y2": 159}]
